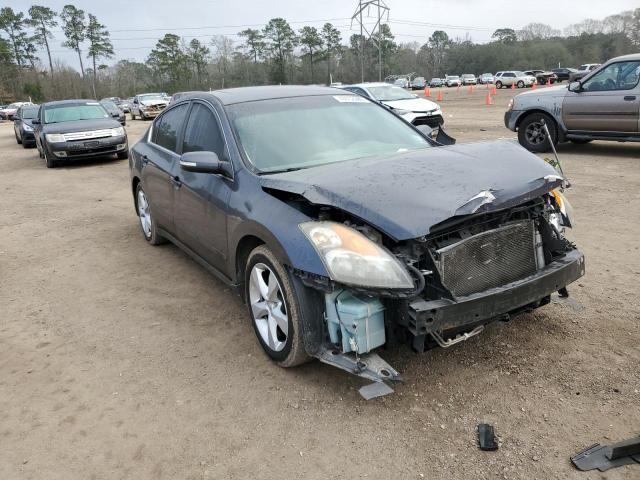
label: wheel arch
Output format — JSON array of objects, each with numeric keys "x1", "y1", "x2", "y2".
[{"x1": 515, "y1": 108, "x2": 562, "y2": 133}]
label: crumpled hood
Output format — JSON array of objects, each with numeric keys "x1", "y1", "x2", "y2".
[
  {"x1": 383, "y1": 97, "x2": 440, "y2": 112},
  {"x1": 42, "y1": 118, "x2": 122, "y2": 134},
  {"x1": 260, "y1": 140, "x2": 563, "y2": 241}
]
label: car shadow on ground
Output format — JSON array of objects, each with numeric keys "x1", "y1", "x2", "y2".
[
  {"x1": 557, "y1": 141, "x2": 640, "y2": 158},
  {"x1": 54, "y1": 154, "x2": 127, "y2": 169}
]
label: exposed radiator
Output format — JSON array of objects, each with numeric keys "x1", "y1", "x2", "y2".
[{"x1": 436, "y1": 221, "x2": 538, "y2": 297}]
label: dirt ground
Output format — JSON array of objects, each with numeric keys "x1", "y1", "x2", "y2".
[{"x1": 1, "y1": 87, "x2": 639, "y2": 480}]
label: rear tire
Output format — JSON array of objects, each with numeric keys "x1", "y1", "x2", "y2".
[
  {"x1": 518, "y1": 112, "x2": 558, "y2": 153},
  {"x1": 135, "y1": 184, "x2": 165, "y2": 245},
  {"x1": 245, "y1": 245, "x2": 310, "y2": 368}
]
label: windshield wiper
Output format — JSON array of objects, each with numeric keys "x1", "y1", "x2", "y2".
[{"x1": 262, "y1": 167, "x2": 304, "y2": 174}]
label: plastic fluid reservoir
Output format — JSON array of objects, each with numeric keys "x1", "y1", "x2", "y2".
[{"x1": 325, "y1": 290, "x2": 385, "y2": 354}]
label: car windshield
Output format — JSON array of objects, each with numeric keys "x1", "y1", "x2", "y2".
[
  {"x1": 430, "y1": 78, "x2": 440, "y2": 82},
  {"x1": 21, "y1": 106, "x2": 39, "y2": 119},
  {"x1": 482, "y1": 73, "x2": 492, "y2": 76},
  {"x1": 366, "y1": 85, "x2": 414, "y2": 101},
  {"x1": 101, "y1": 100, "x2": 119, "y2": 113},
  {"x1": 462, "y1": 74, "x2": 474, "y2": 78},
  {"x1": 227, "y1": 95, "x2": 430, "y2": 174},
  {"x1": 139, "y1": 94, "x2": 164, "y2": 102},
  {"x1": 8, "y1": 103, "x2": 21, "y2": 109},
  {"x1": 447, "y1": 76, "x2": 459, "y2": 80},
  {"x1": 43, "y1": 103, "x2": 109, "y2": 123}
]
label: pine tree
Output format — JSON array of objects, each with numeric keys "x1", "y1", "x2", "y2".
[{"x1": 86, "y1": 13, "x2": 113, "y2": 98}]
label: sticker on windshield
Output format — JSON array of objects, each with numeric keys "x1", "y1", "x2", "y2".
[{"x1": 333, "y1": 95, "x2": 368, "y2": 103}]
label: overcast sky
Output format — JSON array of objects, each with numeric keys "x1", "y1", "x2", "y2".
[{"x1": 5, "y1": 0, "x2": 639, "y2": 68}]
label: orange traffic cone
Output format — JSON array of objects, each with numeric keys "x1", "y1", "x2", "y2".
[
  {"x1": 485, "y1": 93, "x2": 492, "y2": 105},
  {"x1": 469, "y1": 84, "x2": 474, "y2": 93},
  {"x1": 486, "y1": 82, "x2": 490, "y2": 90},
  {"x1": 437, "y1": 90, "x2": 444, "y2": 102},
  {"x1": 511, "y1": 82, "x2": 516, "y2": 90},
  {"x1": 491, "y1": 85, "x2": 497, "y2": 96},
  {"x1": 547, "y1": 78, "x2": 551, "y2": 87},
  {"x1": 532, "y1": 82, "x2": 537, "y2": 90},
  {"x1": 424, "y1": 86, "x2": 431, "y2": 97}
]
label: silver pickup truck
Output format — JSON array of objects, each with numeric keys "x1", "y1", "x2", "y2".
[{"x1": 504, "y1": 53, "x2": 640, "y2": 152}]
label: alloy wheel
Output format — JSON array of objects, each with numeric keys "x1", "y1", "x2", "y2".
[
  {"x1": 248, "y1": 263, "x2": 288, "y2": 352},
  {"x1": 524, "y1": 121, "x2": 547, "y2": 145},
  {"x1": 137, "y1": 189, "x2": 152, "y2": 237}
]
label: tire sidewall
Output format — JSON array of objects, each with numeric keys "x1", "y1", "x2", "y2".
[
  {"x1": 135, "y1": 183, "x2": 162, "y2": 244},
  {"x1": 496, "y1": 81, "x2": 503, "y2": 89},
  {"x1": 244, "y1": 248, "x2": 295, "y2": 363}
]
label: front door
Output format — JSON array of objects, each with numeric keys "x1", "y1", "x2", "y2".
[
  {"x1": 562, "y1": 60, "x2": 640, "y2": 133},
  {"x1": 174, "y1": 101, "x2": 232, "y2": 271}
]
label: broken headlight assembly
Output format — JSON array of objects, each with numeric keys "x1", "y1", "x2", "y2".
[
  {"x1": 299, "y1": 221, "x2": 414, "y2": 289},
  {"x1": 550, "y1": 189, "x2": 574, "y2": 228}
]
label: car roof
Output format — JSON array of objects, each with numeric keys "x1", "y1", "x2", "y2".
[
  {"x1": 42, "y1": 99, "x2": 98, "y2": 107},
  {"x1": 179, "y1": 85, "x2": 352, "y2": 105},
  {"x1": 346, "y1": 82, "x2": 388, "y2": 88}
]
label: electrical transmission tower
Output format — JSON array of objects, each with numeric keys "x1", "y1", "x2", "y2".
[{"x1": 351, "y1": 0, "x2": 390, "y2": 83}]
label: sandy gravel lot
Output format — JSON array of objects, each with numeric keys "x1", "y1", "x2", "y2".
[{"x1": 1, "y1": 88, "x2": 639, "y2": 479}]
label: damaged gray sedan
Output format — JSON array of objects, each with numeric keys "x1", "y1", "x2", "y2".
[{"x1": 129, "y1": 86, "x2": 584, "y2": 396}]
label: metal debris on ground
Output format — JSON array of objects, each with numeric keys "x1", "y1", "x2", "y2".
[{"x1": 571, "y1": 436, "x2": 640, "y2": 472}]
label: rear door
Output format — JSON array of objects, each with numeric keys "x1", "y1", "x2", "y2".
[
  {"x1": 563, "y1": 60, "x2": 640, "y2": 133},
  {"x1": 140, "y1": 103, "x2": 189, "y2": 235},
  {"x1": 174, "y1": 101, "x2": 233, "y2": 271}
]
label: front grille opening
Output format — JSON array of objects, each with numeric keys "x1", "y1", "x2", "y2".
[{"x1": 435, "y1": 221, "x2": 537, "y2": 297}]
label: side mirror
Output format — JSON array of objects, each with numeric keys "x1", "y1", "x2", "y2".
[
  {"x1": 112, "y1": 112, "x2": 119, "y2": 117},
  {"x1": 568, "y1": 81, "x2": 582, "y2": 92},
  {"x1": 133, "y1": 99, "x2": 138, "y2": 104},
  {"x1": 179, "y1": 151, "x2": 231, "y2": 177},
  {"x1": 31, "y1": 118, "x2": 40, "y2": 125}
]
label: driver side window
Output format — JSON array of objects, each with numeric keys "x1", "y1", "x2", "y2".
[{"x1": 582, "y1": 61, "x2": 640, "y2": 92}]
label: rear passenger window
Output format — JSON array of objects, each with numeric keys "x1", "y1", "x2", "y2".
[
  {"x1": 182, "y1": 103, "x2": 226, "y2": 160},
  {"x1": 153, "y1": 104, "x2": 188, "y2": 153}
]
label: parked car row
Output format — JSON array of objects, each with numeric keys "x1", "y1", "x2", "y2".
[
  {"x1": 12, "y1": 99, "x2": 128, "y2": 167},
  {"x1": 1, "y1": 101, "x2": 34, "y2": 120}
]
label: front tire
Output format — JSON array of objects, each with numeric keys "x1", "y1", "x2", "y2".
[
  {"x1": 130, "y1": 111, "x2": 136, "y2": 120},
  {"x1": 518, "y1": 112, "x2": 558, "y2": 153},
  {"x1": 15, "y1": 132, "x2": 22, "y2": 144},
  {"x1": 117, "y1": 150, "x2": 128, "y2": 160},
  {"x1": 495, "y1": 81, "x2": 503, "y2": 89},
  {"x1": 44, "y1": 148, "x2": 57, "y2": 168},
  {"x1": 517, "y1": 80, "x2": 525, "y2": 88},
  {"x1": 135, "y1": 184, "x2": 165, "y2": 245},
  {"x1": 245, "y1": 245, "x2": 310, "y2": 367}
]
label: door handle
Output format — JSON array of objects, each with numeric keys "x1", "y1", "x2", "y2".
[
  {"x1": 623, "y1": 96, "x2": 636, "y2": 101},
  {"x1": 171, "y1": 175, "x2": 182, "y2": 188}
]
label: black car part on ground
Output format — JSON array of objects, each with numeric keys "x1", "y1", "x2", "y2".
[
  {"x1": 478, "y1": 424, "x2": 499, "y2": 451},
  {"x1": 572, "y1": 436, "x2": 640, "y2": 472}
]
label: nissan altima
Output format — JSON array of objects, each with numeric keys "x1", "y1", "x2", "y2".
[{"x1": 129, "y1": 86, "x2": 584, "y2": 396}]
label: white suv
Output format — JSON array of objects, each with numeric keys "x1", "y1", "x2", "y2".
[
  {"x1": 445, "y1": 75, "x2": 461, "y2": 87},
  {"x1": 494, "y1": 71, "x2": 536, "y2": 89}
]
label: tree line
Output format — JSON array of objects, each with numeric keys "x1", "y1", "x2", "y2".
[{"x1": 1, "y1": 5, "x2": 639, "y2": 103}]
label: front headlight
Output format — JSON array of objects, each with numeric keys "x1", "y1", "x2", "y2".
[
  {"x1": 507, "y1": 99, "x2": 514, "y2": 111},
  {"x1": 23, "y1": 124, "x2": 33, "y2": 132},
  {"x1": 46, "y1": 133, "x2": 66, "y2": 143},
  {"x1": 392, "y1": 108, "x2": 412, "y2": 116},
  {"x1": 111, "y1": 127, "x2": 125, "y2": 137},
  {"x1": 299, "y1": 221, "x2": 414, "y2": 289},
  {"x1": 550, "y1": 189, "x2": 574, "y2": 227}
]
